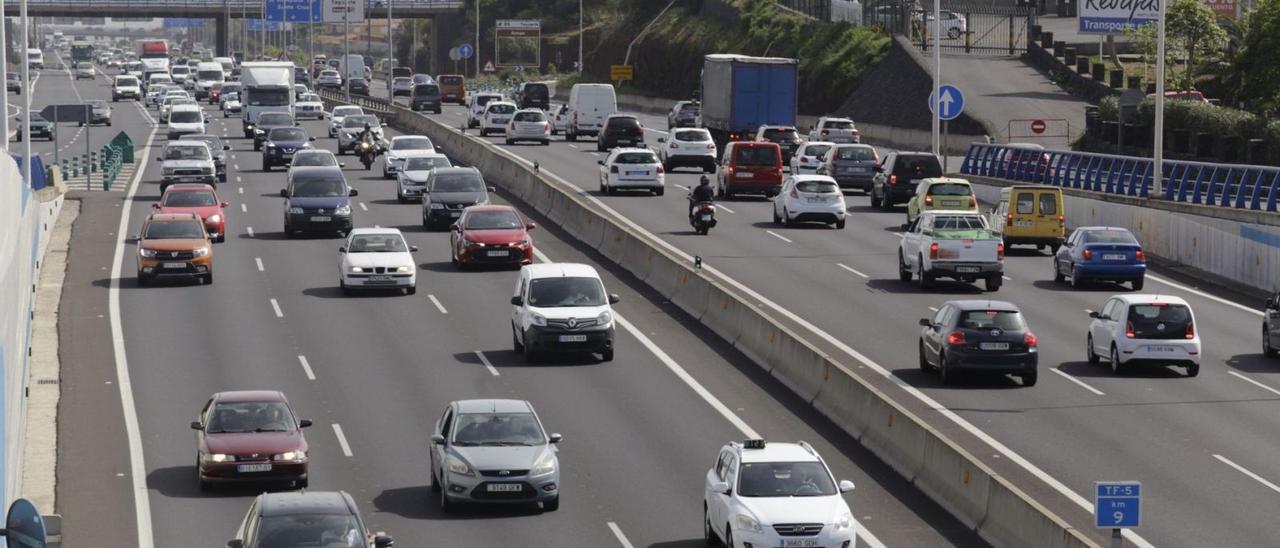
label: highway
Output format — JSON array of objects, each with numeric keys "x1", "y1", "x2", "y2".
[{"x1": 50, "y1": 66, "x2": 985, "y2": 546}]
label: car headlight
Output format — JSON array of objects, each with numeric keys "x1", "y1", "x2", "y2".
[
  {"x1": 138, "y1": 248, "x2": 157, "y2": 258},
  {"x1": 833, "y1": 512, "x2": 854, "y2": 532},
  {"x1": 272, "y1": 451, "x2": 307, "y2": 462},
  {"x1": 202, "y1": 453, "x2": 235, "y2": 463},
  {"x1": 208, "y1": 214, "x2": 221, "y2": 223},
  {"x1": 266, "y1": 143, "x2": 276, "y2": 149},
  {"x1": 532, "y1": 453, "x2": 557, "y2": 477},
  {"x1": 334, "y1": 204, "x2": 351, "y2": 215},
  {"x1": 530, "y1": 313, "x2": 547, "y2": 327},
  {"x1": 597, "y1": 310, "x2": 613, "y2": 327},
  {"x1": 161, "y1": 167, "x2": 175, "y2": 176},
  {"x1": 395, "y1": 266, "x2": 412, "y2": 273},
  {"x1": 446, "y1": 455, "x2": 474, "y2": 476},
  {"x1": 287, "y1": 206, "x2": 304, "y2": 214},
  {"x1": 515, "y1": 239, "x2": 529, "y2": 246},
  {"x1": 735, "y1": 513, "x2": 764, "y2": 534},
  {"x1": 429, "y1": 202, "x2": 444, "y2": 210},
  {"x1": 192, "y1": 247, "x2": 210, "y2": 257},
  {"x1": 349, "y1": 266, "x2": 365, "y2": 273}
]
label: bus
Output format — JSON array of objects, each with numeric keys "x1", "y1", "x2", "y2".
[{"x1": 70, "y1": 41, "x2": 94, "y2": 63}]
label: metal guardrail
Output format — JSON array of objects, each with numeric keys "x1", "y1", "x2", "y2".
[
  {"x1": 316, "y1": 88, "x2": 394, "y2": 117},
  {"x1": 960, "y1": 143, "x2": 1280, "y2": 212}
]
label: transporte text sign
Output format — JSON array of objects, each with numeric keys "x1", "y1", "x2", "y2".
[
  {"x1": 1095, "y1": 482, "x2": 1141, "y2": 528},
  {"x1": 1079, "y1": 0, "x2": 1159, "y2": 35}
]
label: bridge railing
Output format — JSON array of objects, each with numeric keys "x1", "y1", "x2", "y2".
[{"x1": 959, "y1": 143, "x2": 1280, "y2": 212}]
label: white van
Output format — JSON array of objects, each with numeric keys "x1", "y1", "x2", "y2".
[
  {"x1": 565, "y1": 83, "x2": 617, "y2": 142},
  {"x1": 510, "y1": 263, "x2": 620, "y2": 362},
  {"x1": 193, "y1": 62, "x2": 225, "y2": 100},
  {"x1": 213, "y1": 56, "x2": 235, "y2": 73},
  {"x1": 26, "y1": 48, "x2": 43, "y2": 70}
]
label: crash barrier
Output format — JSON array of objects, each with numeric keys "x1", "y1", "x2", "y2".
[
  {"x1": 961, "y1": 143, "x2": 1280, "y2": 212},
  {"x1": 56, "y1": 131, "x2": 135, "y2": 190},
  {"x1": 374, "y1": 101, "x2": 1103, "y2": 547},
  {"x1": 316, "y1": 88, "x2": 394, "y2": 118}
]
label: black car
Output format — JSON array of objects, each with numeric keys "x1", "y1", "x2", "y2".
[
  {"x1": 421, "y1": 167, "x2": 494, "y2": 230},
  {"x1": 515, "y1": 81, "x2": 550, "y2": 110},
  {"x1": 6, "y1": 73, "x2": 20, "y2": 95},
  {"x1": 757, "y1": 126, "x2": 802, "y2": 166},
  {"x1": 918, "y1": 300, "x2": 1038, "y2": 386},
  {"x1": 348, "y1": 78, "x2": 370, "y2": 96},
  {"x1": 252, "y1": 112, "x2": 295, "y2": 151},
  {"x1": 1267, "y1": 293, "x2": 1280, "y2": 358},
  {"x1": 410, "y1": 83, "x2": 442, "y2": 113},
  {"x1": 183, "y1": 134, "x2": 231, "y2": 182},
  {"x1": 262, "y1": 127, "x2": 315, "y2": 171},
  {"x1": 598, "y1": 114, "x2": 643, "y2": 152},
  {"x1": 15, "y1": 113, "x2": 53, "y2": 141},
  {"x1": 293, "y1": 66, "x2": 309, "y2": 84},
  {"x1": 281, "y1": 166, "x2": 357, "y2": 237},
  {"x1": 227, "y1": 491, "x2": 393, "y2": 548},
  {"x1": 870, "y1": 152, "x2": 944, "y2": 209}
]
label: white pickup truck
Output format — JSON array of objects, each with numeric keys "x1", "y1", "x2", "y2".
[{"x1": 898, "y1": 211, "x2": 1004, "y2": 291}]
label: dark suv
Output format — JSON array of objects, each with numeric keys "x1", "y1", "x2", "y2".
[
  {"x1": 515, "y1": 82, "x2": 550, "y2": 110},
  {"x1": 870, "y1": 152, "x2": 943, "y2": 210},
  {"x1": 598, "y1": 114, "x2": 643, "y2": 152},
  {"x1": 226, "y1": 491, "x2": 393, "y2": 548},
  {"x1": 411, "y1": 83, "x2": 442, "y2": 113}
]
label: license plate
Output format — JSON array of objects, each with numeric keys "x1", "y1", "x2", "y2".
[
  {"x1": 1147, "y1": 345, "x2": 1177, "y2": 353},
  {"x1": 735, "y1": 172, "x2": 752, "y2": 178},
  {"x1": 942, "y1": 200, "x2": 962, "y2": 207},
  {"x1": 1013, "y1": 220, "x2": 1034, "y2": 227},
  {"x1": 558, "y1": 334, "x2": 588, "y2": 342},
  {"x1": 486, "y1": 483, "x2": 522, "y2": 492},
  {"x1": 980, "y1": 342, "x2": 1011, "y2": 351},
  {"x1": 162, "y1": 262, "x2": 186, "y2": 269},
  {"x1": 1104, "y1": 254, "x2": 1126, "y2": 261},
  {"x1": 806, "y1": 197, "x2": 825, "y2": 203},
  {"x1": 369, "y1": 275, "x2": 393, "y2": 282},
  {"x1": 179, "y1": 177, "x2": 201, "y2": 183},
  {"x1": 626, "y1": 171, "x2": 646, "y2": 176},
  {"x1": 783, "y1": 540, "x2": 819, "y2": 548},
  {"x1": 449, "y1": 211, "x2": 461, "y2": 217},
  {"x1": 236, "y1": 463, "x2": 272, "y2": 473},
  {"x1": 487, "y1": 250, "x2": 510, "y2": 257},
  {"x1": 956, "y1": 266, "x2": 980, "y2": 273},
  {"x1": 699, "y1": 213, "x2": 713, "y2": 221},
  {"x1": 310, "y1": 216, "x2": 331, "y2": 222}
]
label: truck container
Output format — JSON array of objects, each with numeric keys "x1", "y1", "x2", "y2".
[
  {"x1": 139, "y1": 40, "x2": 171, "y2": 82},
  {"x1": 239, "y1": 61, "x2": 296, "y2": 137},
  {"x1": 699, "y1": 54, "x2": 798, "y2": 149}
]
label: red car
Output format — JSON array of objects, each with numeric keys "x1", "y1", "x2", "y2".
[
  {"x1": 716, "y1": 141, "x2": 783, "y2": 198},
  {"x1": 191, "y1": 390, "x2": 312, "y2": 490},
  {"x1": 449, "y1": 205, "x2": 535, "y2": 268},
  {"x1": 154, "y1": 184, "x2": 229, "y2": 242}
]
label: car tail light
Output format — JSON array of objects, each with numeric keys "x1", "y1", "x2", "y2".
[
  {"x1": 1006, "y1": 213, "x2": 1014, "y2": 224},
  {"x1": 821, "y1": 130, "x2": 829, "y2": 136},
  {"x1": 889, "y1": 174, "x2": 898, "y2": 186},
  {"x1": 946, "y1": 331, "x2": 966, "y2": 345},
  {"x1": 924, "y1": 193, "x2": 933, "y2": 206},
  {"x1": 670, "y1": 142, "x2": 679, "y2": 149},
  {"x1": 706, "y1": 143, "x2": 715, "y2": 150},
  {"x1": 1185, "y1": 322, "x2": 1195, "y2": 339},
  {"x1": 775, "y1": 166, "x2": 783, "y2": 176},
  {"x1": 610, "y1": 165, "x2": 618, "y2": 174},
  {"x1": 997, "y1": 243, "x2": 1005, "y2": 260},
  {"x1": 929, "y1": 242, "x2": 939, "y2": 259},
  {"x1": 969, "y1": 195, "x2": 977, "y2": 208},
  {"x1": 1135, "y1": 249, "x2": 1145, "y2": 262},
  {"x1": 1082, "y1": 249, "x2": 1093, "y2": 261},
  {"x1": 790, "y1": 186, "x2": 799, "y2": 198},
  {"x1": 1058, "y1": 214, "x2": 1065, "y2": 227},
  {"x1": 1023, "y1": 332, "x2": 1038, "y2": 347},
  {"x1": 543, "y1": 123, "x2": 550, "y2": 133},
  {"x1": 1126, "y1": 322, "x2": 1136, "y2": 339},
  {"x1": 656, "y1": 165, "x2": 664, "y2": 174}
]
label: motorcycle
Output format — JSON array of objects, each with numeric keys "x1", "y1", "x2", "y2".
[
  {"x1": 356, "y1": 140, "x2": 379, "y2": 171},
  {"x1": 689, "y1": 200, "x2": 717, "y2": 235}
]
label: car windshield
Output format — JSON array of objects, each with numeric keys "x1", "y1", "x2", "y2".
[
  {"x1": 349, "y1": 79, "x2": 367, "y2": 86},
  {"x1": 928, "y1": 183, "x2": 972, "y2": 196},
  {"x1": 614, "y1": 152, "x2": 657, "y2": 165},
  {"x1": 522, "y1": 84, "x2": 548, "y2": 97},
  {"x1": 414, "y1": 84, "x2": 439, "y2": 96},
  {"x1": 678, "y1": 103, "x2": 699, "y2": 114},
  {"x1": 1127, "y1": 303, "x2": 1192, "y2": 339},
  {"x1": 255, "y1": 514, "x2": 363, "y2": 548},
  {"x1": 394, "y1": 77, "x2": 411, "y2": 85},
  {"x1": 465, "y1": 210, "x2": 522, "y2": 230},
  {"x1": 300, "y1": 93, "x2": 320, "y2": 102},
  {"x1": 270, "y1": 128, "x2": 307, "y2": 141},
  {"x1": 259, "y1": 113, "x2": 293, "y2": 126},
  {"x1": 165, "y1": 145, "x2": 209, "y2": 160},
  {"x1": 89, "y1": 100, "x2": 107, "y2": 109},
  {"x1": 823, "y1": 120, "x2": 855, "y2": 130},
  {"x1": 803, "y1": 144, "x2": 832, "y2": 158},
  {"x1": 488, "y1": 104, "x2": 516, "y2": 115},
  {"x1": 441, "y1": 76, "x2": 462, "y2": 85},
  {"x1": 171, "y1": 66, "x2": 189, "y2": 74},
  {"x1": 835, "y1": 146, "x2": 875, "y2": 161},
  {"x1": 931, "y1": 215, "x2": 986, "y2": 230},
  {"x1": 430, "y1": 173, "x2": 485, "y2": 193},
  {"x1": 796, "y1": 180, "x2": 838, "y2": 193},
  {"x1": 343, "y1": 116, "x2": 378, "y2": 128},
  {"x1": 762, "y1": 128, "x2": 799, "y2": 141},
  {"x1": 958, "y1": 309, "x2": 1027, "y2": 330},
  {"x1": 1083, "y1": 230, "x2": 1137, "y2": 244},
  {"x1": 163, "y1": 190, "x2": 216, "y2": 207},
  {"x1": 249, "y1": 88, "x2": 291, "y2": 107},
  {"x1": 117, "y1": 77, "x2": 138, "y2": 86},
  {"x1": 513, "y1": 111, "x2": 545, "y2": 122},
  {"x1": 188, "y1": 137, "x2": 224, "y2": 152},
  {"x1": 224, "y1": 92, "x2": 239, "y2": 102},
  {"x1": 527, "y1": 277, "x2": 606, "y2": 307},
  {"x1": 348, "y1": 233, "x2": 407, "y2": 253},
  {"x1": 737, "y1": 461, "x2": 837, "y2": 497},
  {"x1": 293, "y1": 152, "x2": 337, "y2": 167},
  {"x1": 734, "y1": 146, "x2": 778, "y2": 166},
  {"x1": 674, "y1": 129, "x2": 710, "y2": 142},
  {"x1": 392, "y1": 137, "x2": 432, "y2": 151},
  {"x1": 144, "y1": 220, "x2": 204, "y2": 239},
  {"x1": 896, "y1": 155, "x2": 944, "y2": 177},
  {"x1": 208, "y1": 401, "x2": 297, "y2": 433},
  {"x1": 321, "y1": 70, "x2": 339, "y2": 78},
  {"x1": 333, "y1": 107, "x2": 362, "y2": 117},
  {"x1": 169, "y1": 110, "x2": 201, "y2": 123},
  {"x1": 413, "y1": 75, "x2": 432, "y2": 84},
  {"x1": 404, "y1": 156, "x2": 450, "y2": 171},
  {"x1": 292, "y1": 176, "x2": 347, "y2": 197},
  {"x1": 76, "y1": 62, "x2": 92, "y2": 70},
  {"x1": 197, "y1": 70, "x2": 221, "y2": 80},
  {"x1": 452, "y1": 412, "x2": 545, "y2": 446},
  {"x1": 608, "y1": 117, "x2": 640, "y2": 130},
  {"x1": 475, "y1": 95, "x2": 498, "y2": 106}
]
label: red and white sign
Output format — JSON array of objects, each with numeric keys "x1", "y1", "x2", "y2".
[
  {"x1": 1202, "y1": 0, "x2": 1237, "y2": 19},
  {"x1": 1030, "y1": 119, "x2": 1047, "y2": 134}
]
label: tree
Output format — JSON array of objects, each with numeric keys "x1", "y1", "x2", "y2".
[
  {"x1": 1128, "y1": 0, "x2": 1228, "y2": 90},
  {"x1": 1230, "y1": 0, "x2": 1280, "y2": 115}
]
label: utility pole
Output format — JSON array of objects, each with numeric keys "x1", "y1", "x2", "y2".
[
  {"x1": 1, "y1": 0, "x2": 9, "y2": 154},
  {"x1": 21, "y1": 0, "x2": 32, "y2": 189},
  {"x1": 931, "y1": 0, "x2": 941, "y2": 155},
  {"x1": 1152, "y1": 0, "x2": 1167, "y2": 196},
  {"x1": 343, "y1": 0, "x2": 350, "y2": 99},
  {"x1": 578, "y1": 0, "x2": 584, "y2": 73},
  {"x1": 474, "y1": 0, "x2": 479, "y2": 77}
]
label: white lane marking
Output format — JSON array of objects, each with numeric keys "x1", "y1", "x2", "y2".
[
  {"x1": 475, "y1": 350, "x2": 499, "y2": 376},
  {"x1": 107, "y1": 104, "x2": 158, "y2": 548},
  {"x1": 1002, "y1": 275, "x2": 1012, "y2": 281},
  {"x1": 233, "y1": 164, "x2": 240, "y2": 171},
  {"x1": 766, "y1": 230, "x2": 792, "y2": 243},
  {"x1": 246, "y1": 226, "x2": 255, "y2": 237},
  {"x1": 590, "y1": 152, "x2": 603, "y2": 157},
  {"x1": 1214, "y1": 454, "x2": 1280, "y2": 495},
  {"x1": 568, "y1": 143, "x2": 578, "y2": 149},
  {"x1": 237, "y1": 187, "x2": 243, "y2": 194},
  {"x1": 297, "y1": 355, "x2": 316, "y2": 381},
  {"x1": 607, "y1": 522, "x2": 635, "y2": 548},
  {"x1": 428, "y1": 294, "x2": 448, "y2": 314},
  {"x1": 674, "y1": 184, "x2": 690, "y2": 191},
  {"x1": 255, "y1": 257, "x2": 264, "y2": 272},
  {"x1": 358, "y1": 202, "x2": 368, "y2": 211},
  {"x1": 642, "y1": 127, "x2": 669, "y2": 136},
  {"x1": 716, "y1": 204, "x2": 736, "y2": 214},
  {"x1": 270, "y1": 298, "x2": 284, "y2": 318},
  {"x1": 1050, "y1": 368, "x2": 1105, "y2": 396},
  {"x1": 332, "y1": 424, "x2": 354, "y2": 457},
  {"x1": 235, "y1": 175, "x2": 242, "y2": 183},
  {"x1": 1227, "y1": 371, "x2": 1280, "y2": 397},
  {"x1": 928, "y1": 306, "x2": 939, "y2": 312},
  {"x1": 1147, "y1": 273, "x2": 1263, "y2": 317},
  {"x1": 837, "y1": 263, "x2": 869, "y2": 278},
  {"x1": 240, "y1": 203, "x2": 247, "y2": 213}
]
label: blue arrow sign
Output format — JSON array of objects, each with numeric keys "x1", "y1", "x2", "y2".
[
  {"x1": 265, "y1": 0, "x2": 323, "y2": 22},
  {"x1": 1095, "y1": 482, "x2": 1141, "y2": 529},
  {"x1": 928, "y1": 84, "x2": 964, "y2": 121},
  {"x1": 458, "y1": 43, "x2": 475, "y2": 59}
]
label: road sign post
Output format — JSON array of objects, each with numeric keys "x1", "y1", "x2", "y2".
[
  {"x1": 928, "y1": 84, "x2": 963, "y2": 164},
  {"x1": 1096, "y1": 481, "x2": 1141, "y2": 548}
]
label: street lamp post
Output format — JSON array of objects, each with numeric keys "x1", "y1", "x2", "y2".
[
  {"x1": 386, "y1": 0, "x2": 392, "y2": 92},
  {"x1": 21, "y1": 0, "x2": 32, "y2": 188},
  {"x1": 578, "y1": 0, "x2": 583, "y2": 72},
  {"x1": 1, "y1": 0, "x2": 9, "y2": 153},
  {"x1": 1152, "y1": 0, "x2": 1167, "y2": 196},
  {"x1": 931, "y1": 0, "x2": 941, "y2": 156},
  {"x1": 475, "y1": 0, "x2": 480, "y2": 77},
  {"x1": 344, "y1": 1, "x2": 350, "y2": 99}
]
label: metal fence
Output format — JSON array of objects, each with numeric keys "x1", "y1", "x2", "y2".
[
  {"x1": 865, "y1": 0, "x2": 1035, "y2": 55},
  {"x1": 960, "y1": 143, "x2": 1280, "y2": 212}
]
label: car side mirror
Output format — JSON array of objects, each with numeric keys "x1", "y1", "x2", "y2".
[
  {"x1": 549, "y1": 433, "x2": 562, "y2": 444},
  {"x1": 597, "y1": 160, "x2": 604, "y2": 166},
  {"x1": 1088, "y1": 311, "x2": 1101, "y2": 319},
  {"x1": 919, "y1": 318, "x2": 932, "y2": 327},
  {"x1": 510, "y1": 296, "x2": 522, "y2": 306},
  {"x1": 151, "y1": 203, "x2": 161, "y2": 209},
  {"x1": 487, "y1": 186, "x2": 497, "y2": 193},
  {"x1": 657, "y1": 137, "x2": 665, "y2": 143},
  {"x1": 525, "y1": 222, "x2": 536, "y2": 230},
  {"x1": 431, "y1": 434, "x2": 446, "y2": 445},
  {"x1": 839, "y1": 480, "x2": 855, "y2": 493},
  {"x1": 155, "y1": 156, "x2": 163, "y2": 162},
  {"x1": 190, "y1": 421, "x2": 202, "y2": 430},
  {"x1": 373, "y1": 533, "x2": 394, "y2": 548},
  {"x1": 338, "y1": 246, "x2": 346, "y2": 253},
  {"x1": 1267, "y1": 297, "x2": 1276, "y2": 309},
  {"x1": 348, "y1": 188, "x2": 359, "y2": 196},
  {"x1": 298, "y1": 419, "x2": 313, "y2": 428},
  {"x1": 448, "y1": 223, "x2": 460, "y2": 232},
  {"x1": 220, "y1": 201, "x2": 229, "y2": 208},
  {"x1": 711, "y1": 481, "x2": 731, "y2": 496},
  {"x1": 294, "y1": 122, "x2": 300, "y2": 126},
  {"x1": 204, "y1": 119, "x2": 209, "y2": 124},
  {"x1": 279, "y1": 188, "x2": 288, "y2": 197},
  {"x1": 226, "y1": 540, "x2": 244, "y2": 548},
  {"x1": 223, "y1": 145, "x2": 231, "y2": 150},
  {"x1": 608, "y1": 294, "x2": 621, "y2": 305}
]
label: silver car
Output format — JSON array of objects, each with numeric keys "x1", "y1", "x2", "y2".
[
  {"x1": 505, "y1": 108, "x2": 551, "y2": 146},
  {"x1": 430, "y1": 399, "x2": 561, "y2": 512}
]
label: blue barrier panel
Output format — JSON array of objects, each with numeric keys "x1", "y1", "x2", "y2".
[{"x1": 1268, "y1": 172, "x2": 1280, "y2": 212}]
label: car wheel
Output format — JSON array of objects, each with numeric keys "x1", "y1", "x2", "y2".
[
  {"x1": 1050, "y1": 243, "x2": 1061, "y2": 254},
  {"x1": 782, "y1": 207, "x2": 792, "y2": 227},
  {"x1": 704, "y1": 506, "x2": 719, "y2": 546},
  {"x1": 203, "y1": 271, "x2": 213, "y2": 285},
  {"x1": 1132, "y1": 277, "x2": 1144, "y2": 291},
  {"x1": 137, "y1": 269, "x2": 150, "y2": 287},
  {"x1": 1021, "y1": 370, "x2": 1038, "y2": 386},
  {"x1": 430, "y1": 465, "x2": 442, "y2": 492},
  {"x1": 398, "y1": 194, "x2": 407, "y2": 204},
  {"x1": 1086, "y1": 334, "x2": 1100, "y2": 365},
  {"x1": 948, "y1": 27, "x2": 961, "y2": 39},
  {"x1": 985, "y1": 275, "x2": 1002, "y2": 292},
  {"x1": 405, "y1": 285, "x2": 416, "y2": 295},
  {"x1": 513, "y1": 325, "x2": 524, "y2": 353},
  {"x1": 1070, "y1": 267, "x2": 1085, "y2": 289},
  {"x1": 542, "y1": 496, "x2": 560, "y2": 512},
  {"x1": 898, "y1": 252, "x2": 912, "y2": 282},
  {"x1": 1110, "y1": 345, "x2": 1124, "y2": 374},
  {"x1": 1266, "y1": 328, "x2": 1278, "y2": 358},
  {"x1": 439, "y1": 481, "x2": 455, "y2": 513},
  {"x1": 340, "y1": 280, "x2": 352, "y2": 295},
  {"x1": 869, "y1": 189, "x2": 882, "y2": 208},
  {"x1": 1186, "y1": 362, "x2": 1200, "y2": 377},
  {"x1": 295, "y1": 478, "x2": 308, "y2": 489},
  {"x1": 939, "y1": 350, "x2": 957, "y2": 385},
  {"x1": 262, "y1": 162, "x2": 271, "y2": 172},
  {"x1": 522, "y1": 333, "x2": 537, "y2": 361},
  {"x1": 835, "y1": 219, "x2": 846, "y2": 229},
  {"x1": 1053, "y1": 260, "x2": 1065, "y2": 283},
  {"x1": 724, "y1": 529, "x2": 733, "y2": 548},
  {"x1": 918, "y1": 341, "x2": 932, "y2": 371},
  {"x1": 655, "y1": 187, "x2": 665, "y2": 196},
  {"x1": 917, "y1": 256, "x2": 931, "y2": 289},
  {"x1": 601, "y1": 347, "x2": 614, "y2": 362},
  {"x1": 504, "y1": 139, "x2": 512, "y2": 145}
]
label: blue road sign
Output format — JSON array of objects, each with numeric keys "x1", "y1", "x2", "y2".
[
  {"x1": 247, "y1": 19, "x2": 286, "y2": 32},
  {"x1": 1095, "y1": 482, "x2": 1141, "y2": 529},
  {"x1": 458, "y1": 43, "x2": 475, "y2": 59},
  {"x1": 265, "y1": 0, "x2": 323, "y2": 23},
  {"x1": 5, "y1": 498, "x2": 48, "y2": 548},
  {"x1": 928, "y1": 84, "x2": 965, "y2": 121}
]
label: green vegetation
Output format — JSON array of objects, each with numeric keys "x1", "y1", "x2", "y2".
[
  {"x1": 1095, "y1": 94, "x2": 1280, "y2": 162},
  {"x1": 1125, "y1": 0, "x2": 1227, "y2": 91}
]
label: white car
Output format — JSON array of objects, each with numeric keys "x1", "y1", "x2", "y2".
[
  {"x1": 550, "y1": 104, "x2": 571, "y2": 135},
  {"x1": 466, "y1": 92, "x2": 503, "y2": 128},
  {"x1": 328, "y1": 105, "x2": 363, "y2": 138},
  {"x1": 396, "y1": 152, "x2": 452, "y2": 203},
  {"x1": 390, "y1": 76, "x2": 413, "y2": 97},
  {"x1": 808, "y1": 117, "x2": 860, "y2": 144},
  {"x1": 112, "y1": 75, "x2": 141, "y2": 102},
  {"x1": 166, "y1": 104, "x2": 206, "y2": 140},
  {"x1": 160, "y1": 96, "x2": 195, "y2": 123},
  {"x1": 382, "y1": 135, "x2": 435, "y2": 179},
  {"x1": 289, "y1": 149, "x2": 343, "y2": 171},
  {"x1": 339, "y1": 228, "x2": 418, "y2": 295},
  {"x1": 145, "y1": 84, "x2": 176, "y2": 107},
  {"x1": 315, "y1": 69, "x2": 343, "y2": 89},
  {"x1": 505, "y1": 108, "x2": 551, "y2": 145},
  {"x1": 293, "y1": 83, "x2": 309, "y2": 100},
  {"x1": 510, "y1": 262, "x2": 619, "y2": 362},
  {"x1": 336, "y1": 114, "x2": 384, "y2": 154},
  {"x1": 1087, "y1": 294, "x2": 1201, "y2": 376},
  {"x1": 598, "y1": 148, "x2": 664, "y2": 196},
  {"x1": 791, "y1": 141, "x2": 835, "y2": 174},
  {"x1": 656, "y1": 128, "x2": 717, "y2": 173},
  {"x1": 73, "y1": 62, "x2": 95, "y2": 80},
  {"x1": 479, "y1": 101, "x2": 516, "y2": 136},
  {"x1": 704, "y1": 439, "x2": 857, "y2": 548},
  {"x1": 220, "y1": 92, "x2": 242, "y2": 117},
  {"x1": 772, "y1": 175, "x2": 847, "y2": 228},
  {"x1": 170, "y1": 65, "x2": 191, "y2": 85},
  {"x1": 295, "y1": 93, "x2": 324, "y2": 120}
]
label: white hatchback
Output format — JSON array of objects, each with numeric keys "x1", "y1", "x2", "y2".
[
  {"x1": 383, "y1": 135, "x2": 435, "y2": 179},
  {"x1": 657, "y1": 128, "x2": 717, "y2": 173},
  {"x1": 328, "y1": 105, "x2": 364, "y2": 137},
  {"x1": 479, "y1": 101, "x2": 517, "y2": 136},
  {"x1": 598, "y1": 148, "x2": 664, "y2": 196},
  {"x1": 772, "y1": 175, "x2": 847, "y2": 228},
  {"x1": 339, "y1": 228, "x2": 418, "y2": 295},
  {"x1": 396, "y1": 152, "x2": 452, "y2": 203},
  {"x1": 505, "y1": 108, "x2": 551, "y2": 145},
  {"x1": 1087, "y1": 294, "x2": 1201, "y2": 376},
  {"x1": 791, "y1": 141, "x2": 835, "y2": 175}
]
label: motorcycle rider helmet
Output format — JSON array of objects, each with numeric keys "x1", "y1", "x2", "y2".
[{"x1": 699, "y1": 175, "x2": 710, "y2": 186}]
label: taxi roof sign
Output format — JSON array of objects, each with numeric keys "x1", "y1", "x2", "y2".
[{"x1": 742, "y1": 439, "x2": 767, "y2": 450}]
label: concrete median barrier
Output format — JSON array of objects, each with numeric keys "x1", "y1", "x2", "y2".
[
  {"x1": 700, "y1": 282, "x2": 745, "y2": 345},
  {"x1": 668, "y1": 268, "x2": 712, "y2": 321}
]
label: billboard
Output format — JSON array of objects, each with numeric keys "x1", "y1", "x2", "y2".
[
  {"x1": 323, "y1": 0, "x2": 365, "y2": 23},
  {"x1": 494, "y1": 19, "x2": 540, "y2": 68},
  {"x1": 1078, "y1": 0, "x2": 1160, "y2": 34},
  {"x1": 1202, "y1": 0, "x2": 1237, "y2": 19}
]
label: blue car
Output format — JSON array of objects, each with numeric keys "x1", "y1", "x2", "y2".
[
  {"x1": 281, "y1": 166, "x2": 357, "y2": 237},
  {"x1": 1052, "y1": 226, "x2": 1146, "y2": 290},
  {"x1": 262, "y1": 127, "x2": 315, "y2": 171}
]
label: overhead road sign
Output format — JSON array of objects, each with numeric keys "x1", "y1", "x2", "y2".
[
  {"x1": 265, "y1": 0, "x2": 323, "y2": 23},
  {"x1": 495, "y1": 19, "x2": 540, "y2": 68},
  {"x1": 610, "y1": 64, "x2": 633, "y2": 81},
  {"x1": 248, "y1": 19, "x2": 287, "y2": 32},
  {"x1": 323, "y1": 0, "x2": 364, "y2": 23},
  {"x1": 928, "y1": 84, "x2": 964, "y2": 121},
  {"x1": 1095, "y1": 482, "x2": 1141, "y2": 529},
  {"x1": 163, "y1": 18, "x2": 205, "y2": 29}
]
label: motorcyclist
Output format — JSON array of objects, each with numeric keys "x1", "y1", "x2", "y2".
[
  {"x1": 688, "y1": 175, "x2": 715, "y2": 219},
  {"x1": 357, "y1": 122, "x2": 379, "y2": 153}
]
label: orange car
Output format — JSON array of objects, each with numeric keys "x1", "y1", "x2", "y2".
[
  {"x1": 135, "y1": 212, "x2": 214, "y2": 285},
  {"x1": 438, "y1": 74, "x2": 466, "y2": 105}
]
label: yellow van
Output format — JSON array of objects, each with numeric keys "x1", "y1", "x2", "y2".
[
  {"x1": 906, "y1": 177, "x2": 977, "y2": 224},
  {"x1": 990, "y1": 185, "x2": 1065, "y2": 252}
]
